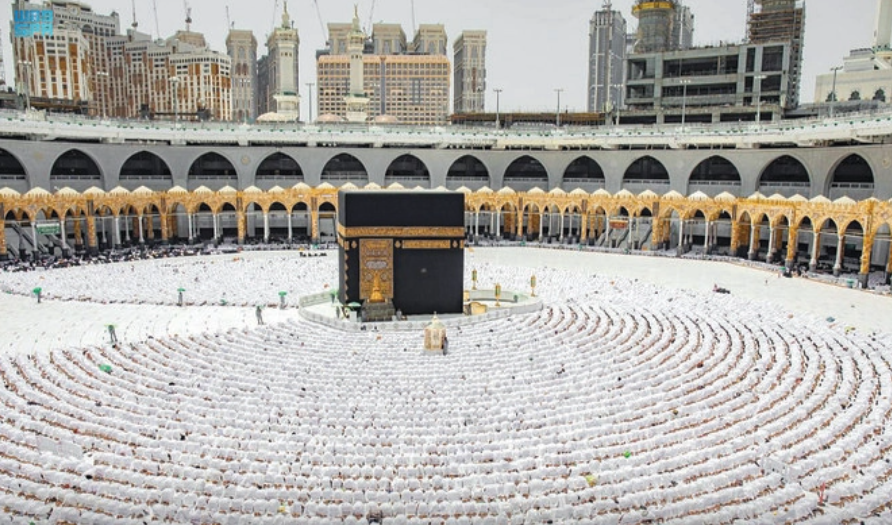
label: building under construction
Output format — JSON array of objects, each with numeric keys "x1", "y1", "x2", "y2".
[
  {"x1": 748, "y1": 0, "x2": 805, "y2": 108},
  {"x1": 632, "y1": 1, "x2": 676, "y2": 54}
]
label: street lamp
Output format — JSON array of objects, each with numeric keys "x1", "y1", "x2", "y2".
[
  {"x1": 829, "y1": 65, "x2": 843, "y2": 118},
  {"x1": 493, "y1": 88, "x2": 502, "y2": 129},
  {"x1": 679, "y1": 79, "x2": 691, "y2": 130},
  {"x1": 168, "y1": 76, "x2": 180, "y2": 126},
  {"x1": 17, "y1": 60, "x2": 32, "y2": 111},
  {"x1": 555, "y1": 88, "x2": 564, "y2": 127},
  {"x1": 753, "y1": 74, "x2": 767, "y2": 130},
  {"x1": 305, "y1": 82, "x2": 315, "y2": 123}
]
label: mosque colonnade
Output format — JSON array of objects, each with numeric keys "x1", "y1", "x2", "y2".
[
  {"x1": 2, "y1": 184, "x2": 892, "y2": 289},
  {"x1": 0, "y1": 140, "x2": 888, "y2": 202}
]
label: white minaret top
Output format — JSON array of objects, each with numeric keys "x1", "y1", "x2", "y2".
[
  {"x1": 876, "y1": 0, "x2": 892, "y2": 49},
  {"x1": 348, "y1": 4, "x2": 365, "y2": 97}
]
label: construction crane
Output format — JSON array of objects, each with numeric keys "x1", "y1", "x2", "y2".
[
  {"x1": 410, "y1": 0, "x2": 416, "y2": 36},
  {"x1": 312, "y1": 0, "x2": 326, "y2": 44},
  {"x1": 130, "y1": 0, "x2": 138, "y2": 30},
  {"x1": 366, "y1": 0, "x2": 376, "y2": 34},
  {"x1": 152, "y1": 0, "x2": 161, "y2": 40},
  {"x1": 183, "y1": 0, "x2": 192, "y2": 32},
  {"x1": 271, "y1": 0, "x2": 278, "y2": 31},
  {"x1": 226, "y1": 5, "x2": 233, "y2": 30}
]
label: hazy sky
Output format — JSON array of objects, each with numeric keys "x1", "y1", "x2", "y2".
[{"x1": 0, "y1": 0, "x2": 879, "y2": 116}]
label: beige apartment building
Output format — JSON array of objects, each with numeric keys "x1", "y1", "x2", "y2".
[{"x1": 317, "y1": 20, "x2": 450, "y2": 125}]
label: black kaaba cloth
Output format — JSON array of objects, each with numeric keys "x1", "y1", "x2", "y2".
[{"x1": 338, "y1": 191, "x2": 465, "y2": 316}]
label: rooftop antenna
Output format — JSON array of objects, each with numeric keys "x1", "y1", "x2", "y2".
[
  {"x1": 183, "y1": 0, "x2": 192, "y2": 32},
  {"x1": 130, "y1": 0, "x2": 138, "y2": 30}
]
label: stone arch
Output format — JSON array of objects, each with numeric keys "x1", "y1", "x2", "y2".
[
  {"x1": 384, "y1": 154, "x2": 431, "y2": 186},
  {"x1": 188, "y1": 153, "x2": 238, "y2": 184},
  {"x1": 321, "y1": 153, "x2": 368, "y2": 183},
  {"x1": 120, "y1": 151, "x2": 172, "y2": 188},
  {"x1": 0, "y1": 148, "x2": 28, "y2": 181},
  {"x1": 688, "y1": 156, "x2": 741, "y2": 195},
  {"x1": 562, "y1": 156, "x2": 604, "y2": 184},
  {"x1": 256, "y1": 152, "x2": 304, "y2": 180},
  {"x1": 446, "y1": 155, "x2": 490, "y2": 189},
  {"x1": 623, "y1": 156, "x2": 669, "y2": 185},
  {"x1": 50, "y1": 149, "x2": 103, "y2": 187},
  {"x1": 503, "y1": 156, "x2": 548, "y2": 186},
  {"x1": 827, "y1": 154, "x2": 874, "y2": 199},
  {"x1": 758, "y1": 155, "x2": 810, "y2": 195}
]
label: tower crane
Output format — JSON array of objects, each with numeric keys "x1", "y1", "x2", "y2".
[
  {"x1": 312, "y1": 0, "x2": 326, "y2": 44},
  {"x1": 183, "y1": 0, "x2": 192, "y2": 32},
  {"x1": 366, "y1": 0, "x2": 376, "y2": 34},
  {"x1": 130, "y1": 0, "x2": 138, "y2": 30},
  {"x1": 152, "y1": 0, "x2": 161, "y2": 40},
  {"x1": 226, "y1": 5, "x2": 233, "y2": 29}
]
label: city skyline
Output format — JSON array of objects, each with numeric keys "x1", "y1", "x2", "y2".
[{"x1": 0, "y1": 0, "x2": 878, "y2": 117}]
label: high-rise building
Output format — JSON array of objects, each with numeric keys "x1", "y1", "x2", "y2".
[
  {"x1": 12, "y1": 0, "x2": 231, "y2": 120},
  {"x1": 258, "y1": 2, "x2": 300, "y2": 121},
  {"x1": 11, "y1": 0, "x2": 119, "y2": 113},
  {"x1": 412, "y1": 24, "x2": 447, "y2": 56},
  {"x1": 588, "y1": 2, "x2": 626, "y2": 113},
  {"x1": 317, "y1": 10, "x2": 451, "y2": 125},
  {"x1": 453, "y1": 30, "x2": 486, "y2": 114},
  {"x1": 227, "y1": 29, "x2": 258, "y2": 122},
  {"x1": 748, "y1": 0, "x2": 805, "y2": 107}
]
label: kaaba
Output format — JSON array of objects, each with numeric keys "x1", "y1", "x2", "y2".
[{"x1": 338, "y1": 191, "x2": 465, "y2": 316}]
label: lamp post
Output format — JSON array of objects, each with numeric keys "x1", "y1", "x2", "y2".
[
  {"x1": 493, "y1": 88, "x2": 502, "y2": 129},
  {"x1": 305, "y1": 82, "x2": 315, "y2": 123},
  {"x1": 753, "y1": 74, "x2": 767, "y2": 130},
  {"x1": 555, "y1": 88, "x2": 564, "y2": 127},
  {"x1": 829, "y1": 66, "x2": 843, "y2": 118},
  {"x1": 17, "y1": 60, "x2": 32, "y2": 111},
  {"x1": 169, "y1": 76, "x2": 180, "y2": 126},
  {"x1": 679, "y1": 79, "x2": 691, "y2": 130}
]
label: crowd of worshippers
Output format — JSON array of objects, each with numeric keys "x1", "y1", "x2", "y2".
[{"x1": 0, "y1": 242, "x2": 336, "y2": 273}]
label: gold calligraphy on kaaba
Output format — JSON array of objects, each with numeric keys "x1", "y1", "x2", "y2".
[
  {"x1": 338, "y1": 225, "x2": 465, "y2": 239},
  {"x1": 401, "y1": 240, "x2": 452, "y2": 250},
  {"x1": 359, "y1": 239, "x2": 394, "y2": 301}
]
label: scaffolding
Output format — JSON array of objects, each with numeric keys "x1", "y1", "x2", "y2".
[{"x1": 748, "y1": 0, "x2": 805, "y2": 107}]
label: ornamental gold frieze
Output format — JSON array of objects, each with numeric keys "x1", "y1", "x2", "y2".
[
  {"x1": 397, "y1": 240, "x2": 455, "y2": 250},
  {"x1": 337, "y1": 225, "x2": 466, "y2": 239}
]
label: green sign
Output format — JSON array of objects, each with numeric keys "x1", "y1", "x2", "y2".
[{"x1": 35, "y1": 223, "x2": 61, "y2": 235}]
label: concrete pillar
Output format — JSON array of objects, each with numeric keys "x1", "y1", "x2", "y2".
[
  {"x1": 474, "y1": 211, "x2": 480, "y2": 237},
  {"x1": 123, "y1": 214, "x2": 131, "y2": 243},
  {"x1": 785, "y1": 226, "x2": 799, "y2": 269},
  {"x1": 766, "y1": 225, "x2": 775, "y2": 263},
  {"x1": 146, "y1": 215, "x2": 155, "y2": 241},
  {"x1": 559, "y1": 213, "x2": 565, "y2": 241},
  {"x1": 73, "y1": 219, "x2": 82, "y2": 251},
  {"x1": 580, "y1": 213, "x2": 588, "y2": 242},
  {"x1": 810, "y1": 231, "x2": 821, "y2": 272},
  {"x1": 30, "y1": 221, "x2": 37, "y2": 259},
  {"x1": 160, "y1": 213, "x2": 169, "y2": 243},
  {"x1": 0, "y1": 220, "x2": 6, "y2": 259},
  {"x1": 113, "y1": 216, "x2": 122, "y2": 248},
  {"x1": 859, "y1": 235, "x2": 874, "y2": 289},
  {"x1": 605, "y1": 217, "x2": 612, "y2": 247},
  {"x1": 138, "y1": 216, "x2": 145, "y2": 244},
  {"x1": 833, "y1": 234, "x2": 845, "y2": 276},
  {"x1": 60, "y1": 218, "x2": 68, "y2": 252},
  {"x1": 495, "y1": 210, "x2": 501, "y2": 238},
  {"x1": 310, "y1": 210, "x2": 320, "y2": 243},
  {"x1": 287, "y1": 212, "x2": 293, "y2": 242},
  {"x1": 187, "y1": 214, "x2": 194, "y2": 244},
  {"x1": 237, "y1": 210, "x2": 247, "y2": 244},
  {"x1": 263, "y1": 212, "x2": 270, "y2": 242},
  {"x1": 678, "y1": 219, "x2": 685, "y2": 254},
  {"x1": 538, "y1": 211, "x2": 544, "y2": 240},
  {"x1": 213, "y1": 213, "x2": 220, "y2": 240},
  {"x1": 516, "y1": 209, "x2": 524, "y2": 239},
  {"x1": 703, "y1": 220, "x2": 710, "y2": 253},
  {"x1": 748, "y1": 223, "x2": 758, "y2": 260}
]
